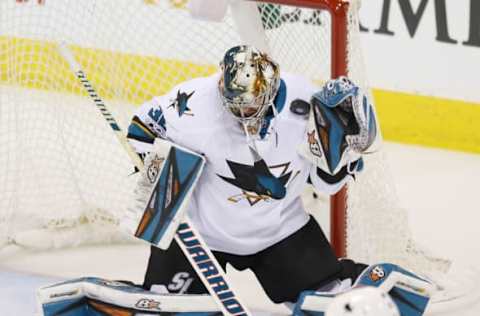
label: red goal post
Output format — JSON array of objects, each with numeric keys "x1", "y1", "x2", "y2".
[
  {"x1": 273, "y1": 1, "x2": 450, "y2": 276},
  {"x1": 0, "y1": 0, "x2": 350, "y2": 255},
  {"x1": 255, "y1": 0, "x2": 350, "y2": 258}
]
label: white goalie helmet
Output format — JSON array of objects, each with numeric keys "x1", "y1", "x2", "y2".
[
  {"x1": 219, "y1": 45, "x2": 280, "y2": 135},
  {"x1": 326, "y1": 287, "x2": 400, "y2": 316}
]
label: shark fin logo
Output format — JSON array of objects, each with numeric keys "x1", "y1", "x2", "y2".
[
  {"x1": 218, "y1": 147, "x2": 299, "y2": 206},
  {"x1": 168, "y1": 90, "x2": 194, "y2": 117}
]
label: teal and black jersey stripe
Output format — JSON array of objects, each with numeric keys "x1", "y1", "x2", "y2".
[{"x1": 127, "y1": 115, "x2": 157, "y2": 144}]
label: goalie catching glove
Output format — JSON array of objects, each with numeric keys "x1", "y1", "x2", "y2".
[{"x1": 299, "y1": 76, "x2": 379, "y2": 175}]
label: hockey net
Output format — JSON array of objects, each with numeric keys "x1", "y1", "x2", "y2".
[{"x1": 0, "y1": 0, "x2": 449, "y2": 278}]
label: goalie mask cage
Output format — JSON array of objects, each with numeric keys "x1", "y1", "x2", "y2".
[{"x1": 0, "y1": 0, "x2": 449, "y2": 276}]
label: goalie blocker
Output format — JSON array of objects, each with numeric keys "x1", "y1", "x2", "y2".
[
  {"x1": 121, "y1": 139, "x2": 251, "y2": 315},
  {"x1": 121, "y1": 138, "x2": 206, "y2": 250}
]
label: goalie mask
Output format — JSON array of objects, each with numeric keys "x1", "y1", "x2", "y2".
[{"x1": 219, "y1": 45, "x2": 280, "y2": 136}]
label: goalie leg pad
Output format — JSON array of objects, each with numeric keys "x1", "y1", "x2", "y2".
[
  {"x1": 121, "y1": 138, "x2": 206, "y2": 250},
  {"x1": 355, "y1": 263, "x2": 433, "y2": 316},
  {"x1": 293, "y1": 263, "x2": 434, "y2": 316},
  {"x1": 37, "y1": 277, "x2": 221, "y2": 315}
]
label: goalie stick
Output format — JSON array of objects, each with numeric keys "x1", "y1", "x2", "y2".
[{"x1": 57, "y1": 42, "x2": 252, "y2": 316}]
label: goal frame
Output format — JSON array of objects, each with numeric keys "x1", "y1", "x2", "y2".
[
  {"x1": 2, "y1": 2, "x2": 456, "y2": 298},
  {"x1": 2, "y1": 0, "x2": 352, "y2": 258}
]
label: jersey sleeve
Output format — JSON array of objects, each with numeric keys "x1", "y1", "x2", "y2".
[
  {"x1": 308, "y1": 159, "x2": 363, "y2": 195},
  {"x1": 127, "y1": 96, "x2": 168, "y2": 154}
]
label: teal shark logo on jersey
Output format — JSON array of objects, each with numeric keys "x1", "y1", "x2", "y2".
[
  {"x1": 168, "y1": 90, "x2": 195, "y2": 117},
  {"x1": 218, "y1": 147, "x2": 299, "y2": 206}
]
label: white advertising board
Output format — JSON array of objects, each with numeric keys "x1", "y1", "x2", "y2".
[
  {"x1": 359, "y1": 0, "x2": 480, "y2": 103},
  {"x1": 5, "y1": 0, "x2": 480, "y2": 103}
]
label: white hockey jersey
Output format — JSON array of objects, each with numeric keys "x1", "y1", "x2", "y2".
[{"x1": 127, "y1": 72, "x2": 348, "y2": 255}]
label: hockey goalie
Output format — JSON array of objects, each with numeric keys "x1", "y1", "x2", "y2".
[{"x1": 38, "y1": 45, "x2": 433, "y2": 316}]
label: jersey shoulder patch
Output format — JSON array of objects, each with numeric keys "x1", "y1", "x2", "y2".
[{"x1": 162, "y1": 74, "x2": 219, "y2": 119}]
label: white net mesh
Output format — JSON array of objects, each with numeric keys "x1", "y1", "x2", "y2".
[
  {"x1": 0, "y1": 0, "x2": 449, "y2": 279},
  {"x1": 341, "y1": 1, "x2": 450, "y2": 277},
  {"x1": 0, "y1": 0, "x2": 332, "y2": 248}
]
